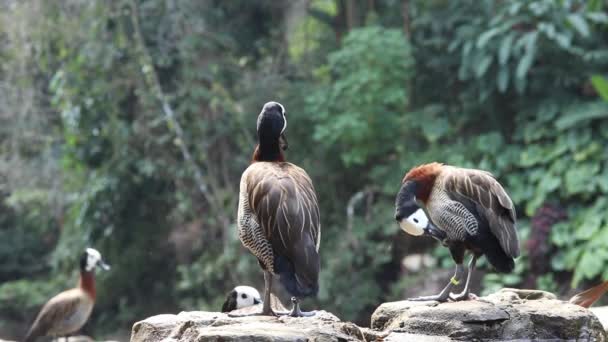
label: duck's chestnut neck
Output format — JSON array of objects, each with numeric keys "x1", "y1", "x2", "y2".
[
  {"x1": 252, "y1": 143, "x2": 285, "y2": 162},
  {"x1": 79, "y1": 270, "x2": 96, "y2": 300}
]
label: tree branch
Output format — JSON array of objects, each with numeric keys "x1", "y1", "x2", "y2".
[
  {"x1": 128, "y1": 0, "x2": 213, "y2": 205},
  {"x1": 307, "y1": 7, "x2": 336, "y2": 28}
]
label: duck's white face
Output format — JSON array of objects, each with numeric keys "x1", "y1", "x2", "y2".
[
  {"x1": 234, "y1": 286, "x2": 262, "y2": 309},
  {"x1": 398, "y1": 208, "x2": 428, "y2": 236},
  {"x1": 85, "y1": 248, "x2": 110, "y2": 272}
]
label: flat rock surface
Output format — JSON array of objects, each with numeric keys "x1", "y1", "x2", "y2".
[{"x1": 372, "y1": 288, "x2": 607, "y2": 341}]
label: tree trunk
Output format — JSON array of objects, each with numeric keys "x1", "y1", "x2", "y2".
[
  {"x1": 401, "y1": 0, "x2": 411, "y2": 38},
  {"x1": 345, "y1": 0, "x2": 359, "y2": 31}
]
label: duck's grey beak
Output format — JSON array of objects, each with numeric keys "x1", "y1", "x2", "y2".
[
  {"x1": 424, "y1": 222, "x2": 447, "y2": 243},
  {"x1": 279, "y1": 133, "x2": 288, "y2": 151},
  {"x1": 254, "y1": 298, "x2": 262, "y2": 305},
  {"x1": 98, "y1": 260, "x2": 111, "y2": 271}
]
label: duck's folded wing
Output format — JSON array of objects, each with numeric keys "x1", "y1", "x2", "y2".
[
  {"x1": 25, "y1": 291, "x2": 83, "y2": 341},
  {"x1": 249, "y1": 164, "x2": 321, "y2": 291},
  {"x1": 443, "y1": 168, "x2": 519, "y2": 258}
]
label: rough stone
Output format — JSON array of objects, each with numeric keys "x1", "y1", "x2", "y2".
[
  {"x1": 372, "y1": 288, "x2": 606, "y2": 341},
  {"x1": 0, "y1": 337, "x2": 117, "y2": 342},
  {"x1": 130, "y1": 305, "x2": 384, "y2": 342},
  {"x1": 132, "y1": 289, "x2": 607, "y2": 341}
]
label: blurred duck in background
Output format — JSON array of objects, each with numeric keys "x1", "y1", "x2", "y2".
[{"x1": 23, "y1": 248, "x2": 110, "y2": 342}]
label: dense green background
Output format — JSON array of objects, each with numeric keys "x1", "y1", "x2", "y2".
[{"x1": 1, "y1": 0, "x2": 608, "y2": 339}]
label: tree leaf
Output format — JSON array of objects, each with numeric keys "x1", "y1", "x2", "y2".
[
  {"x1": 575, "y1": 215, "x2": 603, "y2": 240},
  {"x1": 579, "y1": 249, "x2": 603, "y2": 280},
  {"x1": 477, "y1": 28, "x2": 501, "y2": 48},
  {"x1": 475, "y1": 55, "x2": 493, "y2": 78},
  {"x1": 591, "y1": 75, "x2": 608, "y2": 101},
  {"x1": 538, "y1": 22, "x2": 556, "y2": 39},
  {"x1": 516, "y1": 52, "x2": 534, "y2": 80},
  {"x1": 497, "y1": 65, "x2": 509, "y2": 92},
  {"x1": 553, "y1": 32, "x2": 572, "y2": 49},
  {"x1": 586, "y1": 12, "x2": 608, "y2": 24},
  {"x1": 565, "y1": 163, "x2": 600, "y2": 195},
  {"x1": 421, "y1": 117, "x2": 449, "y2": 143},
  {"x1": 509, "y1": 2, "x2": 523, "y2": 15},
  {"x1": 498, "y1": 33, "x2": 514, "y2": 65},
  {"x1": 555, "y1": 101, "x2": 608, "y2": 130},
  {"x1": 567, "y1": 14, "x2": 590, "y2": 37},
  {"x1": 588, "y1": 0, "x2": 604, "y2": 12},
  {"x1": 516, "y1": 32, "x2": 538, "y2": 80}
]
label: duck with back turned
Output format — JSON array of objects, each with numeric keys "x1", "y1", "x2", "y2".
[{"x1": 237, "y1": 101, "x2": 321, "y2": 317}]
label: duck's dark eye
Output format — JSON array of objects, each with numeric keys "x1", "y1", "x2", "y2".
[
  {"x1": 413, "y1": 218, "x2": 419, "y2": 223},
  {"x1": 241, "y1": 293, "x2": 247, "y2": 299}
]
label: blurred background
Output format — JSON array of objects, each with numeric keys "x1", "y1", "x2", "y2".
[{"x1": 1, "y1": 0, "x2": 608, "y2": 340}]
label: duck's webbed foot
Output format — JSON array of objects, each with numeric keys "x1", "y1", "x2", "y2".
[
  {"x1": 449, "y1": 292, "x2": 478, "y2": 301},
  {"x1": 227, "y1": 307, "x2": 277, "y2": 317},
  {"x1": 407, "y1": 291, "x2": 450, "y2": 302},
  {"x1": 407, "y1": 263, "x2": 464, "y2": 303},
  {"x1": 288, "y1": 297, "x2": 315, "y2": 317}
]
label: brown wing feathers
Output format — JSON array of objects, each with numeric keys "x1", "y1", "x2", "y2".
[
  {"x1": 24, "y1": 291, "x2": 85, "y2": 341},
  {"x1": 444, "y1": 168, "x2": 520, "y2": 258},
  {"x1": 246, "y1": 162, "x2": 320, "y2": 297}
]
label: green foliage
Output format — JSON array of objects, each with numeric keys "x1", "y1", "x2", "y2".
[
  {"x1": 0, "y1": 191, "x2": 57, "y2": 281},
  {"x1": 0, "y1": 277, "x2": 69, "y2": 320},
  {"x1": 411, "y1": 0, "x2": 608, "y2": 291},
  {"x1": 2, "y1": 0, "x2": 608, "y2": 338},
  {"x1": 318, "y1": 202, "x2": 397, "y2": 323},
  {"x1": 592, "y1": 75, "x2": 608, "y2": 100},
  {"x1": 308, "y1": 26, "x2": 414, "y2": 167}
]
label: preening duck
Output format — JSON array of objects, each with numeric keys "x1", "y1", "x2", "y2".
[
  {"x1": 221, "y1": 286, "x2": 262, "y2": 312},
  {"x1": 24, "y1": 248, "x2": 110, "y2": 342},
  {"x1": 237, "y1": 101, "x2": 321, "y2": 316},
  {"x1": 394, "y1": 163, "x2": 519, "y2": 302}
]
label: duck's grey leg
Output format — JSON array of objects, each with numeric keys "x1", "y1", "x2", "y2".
[
  {"x1": 407, "y1": 263, "x2": 464, "y2": 302},
  {"x1": 450, "y1": 255, "x2": 478, "y2": 301},
  {"x1": 261, "y1": 271, "x2": 275, "y2": 316}
]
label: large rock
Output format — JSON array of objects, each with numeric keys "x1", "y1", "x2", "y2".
[
  {"x1": 372, "y1": 288, "x2": 607, "y2": 341},
  {"x1": 591, "y1": 306, "x2": 608, "y2": 332},
  {"x1": 131, "y1": 289, "x2": 607, "y2": 341},
  {"x1": 0, "y1": 337, "x2": 117, "y2": 342},
  {"x1": 130, "y1": 306, "x2": 383, "y2": 342}
]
